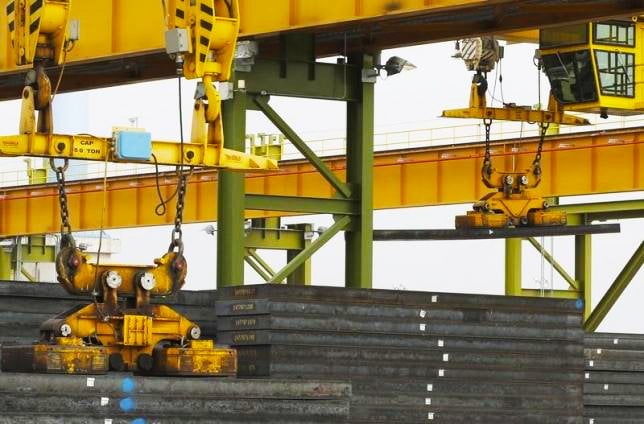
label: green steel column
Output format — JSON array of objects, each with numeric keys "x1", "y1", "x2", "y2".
[
  {"x1": 286, "y1": 223, "x2": 312, "y2": 285},
  {"x1": 0, "y1": 246, "x2": 12, "y2": 280},
  {"x1": 585, "y1": 241, "x2": 644, "y2": 332},
  {"x1": 505, "y1": 238, "x2": 522, "y2": 295},
  {"x1": 217, "y1": 79, "x2": 247, "y2": 288},
  {"x1": 575, "y1": 234, "x2": 592, "y2": 320},
  {"x1": 345, "y1": 53, "x2": 375, "y2": 289}
]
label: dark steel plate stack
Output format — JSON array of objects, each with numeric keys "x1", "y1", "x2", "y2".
[
  {"x1": 584, "y1": 332, "x2": 644, "y2": 424},
  {"x1": 0, "y1": 373, "x2": 350, "y2": 423},
  {"x1": 0, "y1": 281, "x2": 218, "y2": 346},
  {"x1": 216, "y1": 284, "x2": 585, "y2": 423}
]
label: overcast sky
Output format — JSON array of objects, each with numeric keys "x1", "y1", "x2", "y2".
[{"x1": 0, "y1": 41, "x2": 641, "y2": 333}]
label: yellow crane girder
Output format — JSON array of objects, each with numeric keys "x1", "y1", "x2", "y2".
[
  {"x1": 1, "y1": 0, "x2": 643, "y2": 99},
  {"x1": 0, "y1": 127, "x2": 641, "y2": 237}
]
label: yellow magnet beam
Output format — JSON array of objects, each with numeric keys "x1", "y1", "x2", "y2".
[{"x1": 0, "y1": 133, "x2": 278, "y2": 171}]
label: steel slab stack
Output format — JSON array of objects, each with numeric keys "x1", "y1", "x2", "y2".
[
  {"x1": 0, "y1": 373, "x2": 350, "y2": 423},
  {"x1": 0, "y1": 281, "x2": 218, "y2": 346},
  {"x1": 584, "y1": 332, "x2": 644, "y2": 423},
  {"x1": 215, "y1": 284, "x2": 585, "y2": 423}
]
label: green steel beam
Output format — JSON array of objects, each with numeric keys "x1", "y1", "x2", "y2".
[
  {"x1": 344, "y1": 53, "x2": 375, "y2": 289},
  {"x1": 244, "y1": 248, "x2": 276, "y2": 282},
  {"x1": 286, "y1": 223, "x2": 313, "y2": 285},
  {"x1": 252, "y1": 96, "x2": 351, "y2": 198},
  {"x1": 520, "y1": 289, "x2": 581, "y2": 299},
  {"x1": 217, "y1": 79, "x2": 247, "y2": 288},
  {"x1": 526, "y1": 237, "x2": 579, "y2": 290},
  {"x1": 245, "y1": 228, "x2": 305, "y2": 250},
  {"x1": 554, "y1": 199, "x2": 644, "y2": 221},
  {"x1": 245, "y1": 194, "x2": 357, "y2": 215},
  {"x1": 505, "y1": 238, "x2": 522, "y2": 296},
  {"x1": 20, "y1": 266, "x2": 36, "y2": 282},
  {"x1": 585, "y1": 241, "x2": 644, "y2": 332},
  {"x1": 244, "y1": 256, "x2": 272, "y2": 282},
  {"x1": 576, "y1": 234, "x2": 593, "y2": 320},
  {"x1": 268, "y1": 215, "x2": 351, "y2": 284},
  {"x1": 243, "y1": 59, "x2": 360, "y2": 101}
]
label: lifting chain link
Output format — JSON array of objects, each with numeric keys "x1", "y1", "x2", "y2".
[
  {"x1": 49, "y1": 158, "x2": 74, "y2": 247},
  {"x1": 532, "y1": 123, "x2": 550, "y2": 177},
  {"x1": 482, "y1": 120, "x2": 550, "y2": 178},
  {"x1": 482, "y1": 118, "x2": 493, "y2": 178},
  {"x1": 168, "y1": 170, "x2": 189, "y2": 255}
]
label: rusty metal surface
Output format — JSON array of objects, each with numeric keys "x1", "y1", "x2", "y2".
[
  {"x1": 372, "y1": 224, "x2": 621, "y2": 241},
  {"x1": 584, "y1": 332, "x2": 644, "y2": 423},
  {"x1": 215, "y1": 284, "x2": 584, "y2": 423},
  {"x1": 0, "y1": 373, "x2": 350, "y2": 423}
]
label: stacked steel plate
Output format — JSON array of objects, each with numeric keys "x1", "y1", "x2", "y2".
[
  {"x1": 0, "y1": 373, "x2": 350, "y2": 423},
  {"x1": 584, "y1": 332, "x2": 644, "y2": 424},
  {"x1": 216, "y1": 284, "x2": 585, "y2": 423}
]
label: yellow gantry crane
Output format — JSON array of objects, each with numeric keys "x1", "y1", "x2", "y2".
[
  {"x1": 1, "y1": 0, "x2": 277, "y2": 375},
  {"x1": 443, "y1": 19, "x2": 644, "y2": 230},
  {"x1": 443, "y1": 36, "x2": 589, "y2": 229}
]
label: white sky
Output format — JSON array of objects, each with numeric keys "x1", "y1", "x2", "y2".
[{"x1": 0, "y1": 42, "x2": 641, "y2": 333}]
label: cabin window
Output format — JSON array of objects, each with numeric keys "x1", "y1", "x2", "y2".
[
  {"x1": 594, "y1": 21, "x2": 635, "y2": 46},
  {"x1": 595, "y1": 51, "x2": 635, "y2": 97},
  {"x1": 540, "y1": 24, "x2": 588, "y2": 48},
  {"x1": 542, "y1": 50, "x2": 598, "y2": 104}
]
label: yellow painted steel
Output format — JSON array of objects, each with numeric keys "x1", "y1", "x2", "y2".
[
  {"x1": 0, "y1": 127, "x2": 641, "y2": 237},
  {"x1": 7, "y1": 0, "x2": 71, "y2": 66},
  {"x1": 0, "y1": 133, "x2": 278, "y2": 170},
  {"x1": 0, "y1": 0, "x2": 481, "y2": 71},
  {"x1": 539, "y1": 20, "x2": 644, "y2": 116},
  {"x1": 2, "y1": 1, "x2": 642, "y2": 74}
]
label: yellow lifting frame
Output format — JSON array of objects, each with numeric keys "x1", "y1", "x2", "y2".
[{"x1": 0, "y1": 132, "x2": 278, "y2": 170}]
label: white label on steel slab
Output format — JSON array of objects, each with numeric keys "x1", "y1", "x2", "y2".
[
  {"x1": 419, "y1": 323, "x2": 426, "y2": 331},
  {"x1": 427, "y1": 384, "x2": 433, "y2": 392},
  {"x1": 425, "y1": 398, "x2": 432, "y2": 405},
  {"x1": 438, "y1": 369, "x2": 445, "y2": 377},
  {"x1": 589, "y1": 360, "x2": 594, "y2": 367},
  {"x1": 86, "y1": 377, "x2": 95, "y2": 387},
  {"x1": 604, "y1": 384, "x2": 609, "y2": 391},
  {"x1": 104, "y1": 420, "x2": 113, "y2": 424},
  {"x1": 427, "y1": 412, "x2": 435, "y2": 420},
  {"x1": 100, "y1": 397, "x2": 109, "y2": 406},
  {"x1": 419, "y1": 309, "x2": 427, "y2": 318},
  {"x1": 443, "y1": 353, "x2": 449, "y2": 362},
  {"x1": 585, "y1": 372, "x2": 590, "y2": 380},
  {"x1": 438, "y1": 340, "x2": 444, "y2": 347},
  {"x1": 589, "y1": 419, "x2": 594, "y2": 424},
  {"x1": 596, "y1": 349, "x2": 602, "y2": 354},
  {"x1": 431, "y1": 295, "x2": 438, "y2": 303},
  {"x1": 614, "y1": 339, "x2": 619, "y2": 345}
]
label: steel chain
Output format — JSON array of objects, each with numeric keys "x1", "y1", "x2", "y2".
[
  {"x1": 50, "y1": 159, "x2": 72, "y2": 236},
  {"x1": 482, "y1": 118, "x2": 493, "y2": 177},
  {"x1": 169, "y1": 170, "x2": 189, "y2": 254},
  {"x1": 533, "y1": 123, "x2": 550, "y2": 176},
  {"x1": 482, "y1": 120, "x2": 549, "y2": 177}
]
